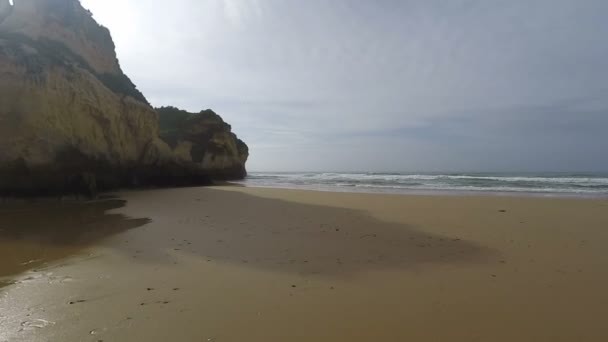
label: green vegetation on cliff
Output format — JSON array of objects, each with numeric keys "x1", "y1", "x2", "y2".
[
  {"x1": 157, "y1": 106, "x2": 249, "y2": 179},
  {"x1": 157, "y1": 106, "x2": 196, "y2": 143},
  {"x1": 158, "y1": 107, "x2": 234, "y2": 143},
  {"x1": 0, "y1": 31, "x2": 148, "y2": 104}
]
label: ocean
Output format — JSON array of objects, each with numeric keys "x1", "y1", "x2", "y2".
[{"x1": 237, "y1": 172, "x2": 608, "y2": 198}]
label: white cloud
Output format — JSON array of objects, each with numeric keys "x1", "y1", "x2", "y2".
[{"x1": 80, "y1": 0, "x2": 608, "y2": 172}]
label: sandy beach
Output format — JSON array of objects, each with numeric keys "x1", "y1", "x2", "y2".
[{"x1": 1, "y1": 186, "x2": 608, "y2": 341}]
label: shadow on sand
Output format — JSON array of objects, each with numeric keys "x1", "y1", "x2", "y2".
[
  {"x1": 106, "y1": 188, "x2": 500, "y2": 278},
  {"x1": 0, "y1": 199, "x2": 150, "y2": 287},
  {"x1": 0, "y1": 188, "x2": 499, "y2": 286}
]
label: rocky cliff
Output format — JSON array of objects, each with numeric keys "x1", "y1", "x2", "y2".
[
  {"x1": 157, "y1": 107, "x2": 248, "y2": 180},
  {"x1": 0, "y1": 0, "x2": 247, "y2": 196}
]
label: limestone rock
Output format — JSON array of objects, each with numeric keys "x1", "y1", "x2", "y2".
[
  {"x1": 157, "y1": 107, "x2": 249, "y2": 180},
  {"x1": 0, "y1": 0, "x2": 247, "y2": 196},
  {"x1": 2, "y1": 0, "x2": 120, "y2": 74}
]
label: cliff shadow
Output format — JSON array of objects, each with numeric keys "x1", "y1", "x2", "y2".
[
  {"x1": 0, "y1": 199, "x2": 150, "y2": 287},
  {"x1": 111, "y1": 188, "x2": 500, "y2": 278}
]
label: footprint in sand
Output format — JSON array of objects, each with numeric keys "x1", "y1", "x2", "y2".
[{"x1": 19, "y1": 319, "x2": 55, "y2": 331}]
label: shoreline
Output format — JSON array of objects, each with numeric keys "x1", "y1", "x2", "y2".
[
  {"x1": 1, "y1": 186, "x2": 608, "y2": 341},
  {"x1": 238, "y1": 171, "x2": 608, "y2": 199},
  {"x1": 231, "y1": 183, "x2": 608, "y2": 200},
  {"x1": 1, "y1": 181, "x2": 605, "y2": 203}
]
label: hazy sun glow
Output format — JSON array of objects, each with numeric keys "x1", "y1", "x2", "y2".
[{"x1": 80, "y1": 0, "x2": 139, "y2": 53}]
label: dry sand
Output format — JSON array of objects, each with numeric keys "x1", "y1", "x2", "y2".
[{"x1": 1, "y1": 186, "x2": 608, "y2": 341}]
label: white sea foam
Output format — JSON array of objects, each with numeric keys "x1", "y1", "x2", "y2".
[{"x1": 239, "y1": 172, "x2": 608, "y2": 197}]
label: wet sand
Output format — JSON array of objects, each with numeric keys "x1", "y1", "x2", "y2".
[{"x1": 1, "y1": 187, "x2": 608, "y2": 341}]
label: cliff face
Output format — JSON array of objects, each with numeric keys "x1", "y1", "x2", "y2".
[
  {"x1": 0, "y1": 0, "x2": 247, "y2": 196},
  {"x1": 2, "y1": 0, "x2": 120, "y2": 74},
  {"x1": 158, "y1": 107, "x2": 249, "y2": 180}
]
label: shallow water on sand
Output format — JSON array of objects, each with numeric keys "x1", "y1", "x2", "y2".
[{"x1": 0, "y1": 199, "x2": 149, "y2": 286}]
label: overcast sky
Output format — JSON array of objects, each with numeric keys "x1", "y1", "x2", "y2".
[{"x1": 80, "y1": 0, "x2": 608, "y2": 172}]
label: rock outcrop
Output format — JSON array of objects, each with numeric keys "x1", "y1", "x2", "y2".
[
  {"x1": 0, "y1": 0, "x2": 247, "y2": 196},
  {"x1": 157, "y1": 107, "x2": 249, "y2": 180}
]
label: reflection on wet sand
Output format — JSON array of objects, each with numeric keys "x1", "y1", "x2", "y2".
[{"x1": 0, "y1": 199, "x2": 150, "y2": 286}]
